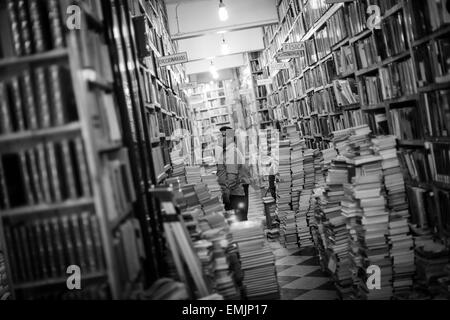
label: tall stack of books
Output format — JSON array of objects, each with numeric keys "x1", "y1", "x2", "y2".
[
  {"x1": 296, "y1": 190, "x2": 314, "y2": 247},
  {"x1": 276, "y1": 140, "x2": 292, "y2": 246},
  {"x1": 230, "y1": 221, "x2": 280, "y2": 300},
  {"x1": 314, "y1": 149, "x2": 324, "y2": 188},
  {"x1": 186, "y1": 166, "x2": 202, "y2": 185},
  {"x1": 282, "y1": 210, "x2": 298, "y2": 249},
  {"x1": 291, "y1": 140, "x2": 305, "y2": 212},
  {"x1": 344, "y1": 129, "x2": 393, "y2": 300},
  {"x1": 303, "y1": 149, "x2": 315, "y2": 190},
  {"x1": 372, "y1": 136, "x2": 415, "y2": 298},
  {"x1": 322, "y1": 158, "x2": 353, "y2": 299}
]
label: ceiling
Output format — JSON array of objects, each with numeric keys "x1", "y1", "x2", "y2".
[{"x1": 164, "y1": 0, "x2": 278, "y2": 74}]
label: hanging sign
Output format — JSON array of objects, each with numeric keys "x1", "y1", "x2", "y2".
[
  {"x1": 276, "y1": 51, "x2": 300, "y2": 61},
  {"x1": 269, "y1": 62, "x2": 289, "y2": 75},
  {"x1": 257, "y1": 78, "x2": 273, "y2": 86},
  {"x1": 282, "y1": 42, "x2": 304, "y2": 53},
  {"x1": 179, "y1": 82, "x2": 198, "y2": 90},
  {"x1": 158, "y1": 52, "x2": 189, "y2": 67}
]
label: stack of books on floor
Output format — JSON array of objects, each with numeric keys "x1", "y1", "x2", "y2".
[
  {"x1": 303, "y1": 149, "x2": 315, "y2": 190},
  {"x1": 296, "y1": 190, "x2": 314, "y2": 247},
  {"x1": 230, "y1": 221, "x2": 280, "y2": 300},
  {"x1": 323, "y1": 158, "x2": 353, "y2": 299},
  {"x1": 282, "y1": 210, "x2": 298, "y2": 249},
  {"x1": 314, "y1": 150, "x2": 324, "y2": 188},
  {"x1": 170, "y1": 149, "x2": 187, "y2": 183},
  {"x1": 193, "y1": 240, "x2": 215, "y2": 288},
  {"x1": 186, "y1": 166, "x2": 202, "y2": 185},
  {"x1": 202, "y1": 196, "x2": 225, "y2": 216},
  {"x1": 291, "y1": 140, "x2": 305, "y2": 212},
  {"x1": 276, "y1": 140, "x2": 292, "y2": 246},
  {"x1": 195, "y1": 183, "x2": 212, "y2": 205},
  {"x1": 201, "y1": 173, "x2": 222, "y2": 200},
  {"x1": 200, "y1": 213, "x2": 242, "y2": 300},
  {"x1": 372, "y1": 136, "x2": 415, "y2": 298},
  {"x1": 345, "y1": 129, "x2": 393, "y2": 300}
]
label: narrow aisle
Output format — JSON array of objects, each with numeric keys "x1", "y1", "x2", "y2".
[{"x1": 246, "y1": 187, "x2": 337, "y2": 300}]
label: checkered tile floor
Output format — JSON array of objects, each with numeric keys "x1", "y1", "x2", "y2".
[
  {"x1": 269, "y1": 241, "x2": 338, "y2": 300},
  {"x1": 247, "y1": 188, "x2": 337, "y2": 300}
]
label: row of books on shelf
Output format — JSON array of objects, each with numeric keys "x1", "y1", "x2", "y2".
[
  {"x1": 358, "y1": 59, "x2": 417, "y2": 106},
  {"x1": 0, "y1": 0, "x2": 66, "y2": 58},
  {"x1": 3, "y1": 210, "x2": 105, "y2": 284},
  {"x1": 277, "y1": 0, "x2": 301, "y2": 24},
  {"x1": 415, "y1": 38, "x2": 450, "y2": 86},
  {"x1": 0, "y1": 138, "x2": 91, "y2": 210},
  {"x1": 409, "y1": 0, "x2": 450, "y2": 41},
  {"x1": 386, "y1": 90, "x2": 450, "y2": 140},
  {"x1": 0, "y1": 66, "x2": 77, "y2": 135},
  {"x1": 398, "y1": 143, "x2": 450, "y2": 188}
]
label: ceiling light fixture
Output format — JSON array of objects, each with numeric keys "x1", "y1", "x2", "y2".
[{"x1": 218, "y1": 0, "x2": 229, "y2": 21}]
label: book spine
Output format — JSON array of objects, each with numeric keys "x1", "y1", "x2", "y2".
[
  {"x1": 34, "y1": 67, "x2": 52, "y2": 128},
  {"x1": 46, "y1": 0, "x2": 65, "y2": 49},
  {"x1": 10, "y1": 77, "x2": 26, "y2": 131},
  {"x1": 42, "y1": 219, "x2": 59, "y2": 277},
  {"x1": 80, "y1": 212, "x2": 98, "y2": 272},
  {"x1": 74, "y1": 138, "x2": 92, "y2": 197},
  {"x1": 61, "y1": 139, "x2": 78, "y2": 199},
  {"x1": 60, "y1": 215, "x2": 77, "y2": 267},
  {"x1": 0, "y1": 82, "x2": 12, "y2": 134},
  {"x1": 46, "y1": 141, "x2": 62, "y2": 202},
  {"x1": 7, "y1": 0, "x2": 23, "y2": 56},
  {"x1": 89, "y1": 214, "x2": 105, "y2": 270},
  {"x1": 49, "y1": 217, "x2": 66, "y2": 277},
  {"x1": 25, "y1": 223, "x2": 40, "y2": 280},
  {"x1": 0, "y1": 155, "x2": 10, "y2": 210},
  {"x1": 27, "y1": 149, "x2": 44, "y2": 204},
  {"x1": 36, "y1": 143, "x2": 52, "y2": 203},
  {"x1": 32, "y1": 220, "x2": 49, "y2": 280},
  {"x1": 3, "y1": 226, "x2": 18, "y2": 282},
  {"x1": 19, "y1": 151, "x2": 35, "y2": 205},
  {"x1": 21, "y1": 70, "x2": 39, "y2": 130},
  {"x1": 28, "y1": 0, "x2": 48, "y2": 53},
  {"x1": 48, "y1": 65, "x2": 66, "y2": 126},
  {"x1": 18, "y1": 225, "x2": 33, "y2": 281},
  {"x1": 70, "y1": 214, "x2": 88, "y2": 271},
  {"x1": 17, "y1": 0, "x2": 33, "y2": 55}
]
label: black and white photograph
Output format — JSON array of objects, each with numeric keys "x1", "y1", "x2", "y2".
[{"x1": 0, "y1": 0, "x2": 449, "y2": 307}]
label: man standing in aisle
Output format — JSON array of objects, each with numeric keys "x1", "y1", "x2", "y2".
[{"x1": 217, "y1": 126, "x2": 249, "y2": 221}]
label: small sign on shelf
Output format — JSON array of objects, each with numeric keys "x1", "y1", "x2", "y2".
[{"x1": 158, "y1": 52, "x2": 189, "y2": 67}]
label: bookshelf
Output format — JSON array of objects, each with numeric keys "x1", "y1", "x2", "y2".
[
  {"x1": 262, "y1": 0, "x2": 450, "y2": 283},
  {"x1": 0, "y1": 0, "x2": 193, "y2": 300}
]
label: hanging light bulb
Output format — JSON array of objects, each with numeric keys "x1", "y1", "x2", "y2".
[
  {"x1": 218, "y1": 0, "x2": 229, "y2": 21},
  {"x1": 221, "y1": 36, "x2": 230, "y2": 55}
]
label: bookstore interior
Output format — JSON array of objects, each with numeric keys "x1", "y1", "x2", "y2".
[{"x1": 0, "y1": 0, "x2": 450, "y2": 301}]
